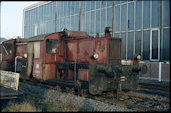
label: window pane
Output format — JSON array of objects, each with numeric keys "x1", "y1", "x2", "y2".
[
  {"x1": 81, "y1": 1, "x2": 85, "y2": 13},
  {"x1": 91, "y1": 1, "x2": 95, "y2": 10},
  {"x1": 75, "y1": 15, "x2": 79, "y2": 31},
  {"x1": 127, "y1": 32, "x2": 134, "y2": 60},
  {"x1": 61, "y1": 1, "x2": 63, "y2": 17},
  {"x1": 63, "y1": 1, "x2": 67, "y2": 17},
  {"x1": 163, "y1": 28, "x2": 170, "y2": 61},
  {"x1": 86, "y1": 12, "x2": 90, "y2": 34},
  {"x1": 107, "y1": 7, "x2": 112, "y2": 27},
  {"x1": 71, "y1": 16, "x2": 74, "y2": 30},
  {"x1": 71, "y1": 1, "x2": 74, "y2": 15},
  {"x1": 135, "y1": 31, "x2": 141, "y2": 55},
  {"x1": 56, "y1": 2, "x2": 60, "y2": 18},
  {"x1": 86, "y1": 1, "x2": 91, "y2": 11},
  {"x1": 135, "y1": 1, "x2": 142, "y2": 30},
  {"x1": 114, "y1": 1, "x2": 120, "y2": 5},
  {"x1": 143, "y1": 30, "x2": 150, "y2": 60},
  {"x1": 128, "y1": 2, "x2": 134, "y2": 30},
  {"x1": 107, "y1": 1, "x2": 112, "y2": 7},
  {"x1": 114, "y1": 33, "x2": 120, "y2": 38},
  {"x1": 67, "y1": 2, "x2": 71, "y2": 16},
  {"x1": 101, "y1": 8, "x2": 106, "y2": 33},
  {"x1": 143, "y1": 1, "x2": 150, "y2": 29},
  {"x1": 152, "y1": 30, "x2": 158, "y2": 59},
  {"x1": 75, "y1": 1, "x2": 79, "y2": 14},
  {"x1": 114, "y1": 6, "x2": 120, "y2": 32},
  {"x1": 96, "y1": 10, "x2": 100, "y2": 33},
  {"x1": 121, "y1": 4, "x2": 127, "y2": 31},
  {"x1": 163, "y1": 0, "x2": 170, "y2": 27},
  {"x1": 152, "y1": 1, "x2": 160, "y2": 28},
  {"x1": 96, "y1": 1, "x2": 100, "y2": 9},
  {"x1": 121, "y1": 32, "x2": 126, "y2": 59},
  {"x1": 81, "y1": 13, "x2": 86, "y2": 31},
  {"x1": 90, "y1": 11, "x2": 95, "y2": 34},
  {"x1": 101, "y1": 0, "x2": 106, "y2": 8}
]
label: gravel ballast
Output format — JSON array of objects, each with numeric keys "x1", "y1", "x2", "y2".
[{"x1": 19, "y1": 82, "x2": 134, "y2": 111}]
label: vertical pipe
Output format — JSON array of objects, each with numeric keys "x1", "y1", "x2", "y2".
[{"x1": 159, "y1": 62, "x2": 162, "y2": 82}]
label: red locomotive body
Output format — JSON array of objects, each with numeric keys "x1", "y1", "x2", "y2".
[{"x1": 1, "y1": 28, "x2": 147, "y2": 95}]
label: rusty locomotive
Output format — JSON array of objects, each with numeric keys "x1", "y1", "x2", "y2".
[{"x1": 0, "y1": 27, "x2": 147, "y2": 95}]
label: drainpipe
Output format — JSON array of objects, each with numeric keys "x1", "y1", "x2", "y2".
[{"x1": 15, "y1": 56, "x2": 22, "y2": 72}]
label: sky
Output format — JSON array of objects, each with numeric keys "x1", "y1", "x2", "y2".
[{"x1": 1, "y1": 1, "x2": 39, "y2": 39}]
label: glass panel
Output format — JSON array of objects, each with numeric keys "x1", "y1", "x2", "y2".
[
  {"x1": 163, "y1": 28, "x2": 170, "y2": 61},
  {"x1": 163, "y1": 0, "x2": 170, "y2": 27},
  {"x1": 128, "y1": 2, "x2": 134, "y2": 30},
  {"x1": 91, "y1": 1, "x2": 95, "y2": 10},
  {"x1": 46, "y1": 39, "x2": 59, "y2": 54},
  {"x1": 114, "y1": 6, "x2": 120, "y2": 32},
  {"x1": 143, "y1": 30, "x2": 150, "y2": 60},
  {"x1": 152, "y1": 1, "x2": 160, "y2": 28},
  {"x1": 96, "y1": 1, "x2": 101, "y2": 9},
  {"x1": 114, "y1": 1, "x2": 120, "y2": 5},
  {"x1": 86, "y1": 12, "x2": 90, "y2": 34},
  {"x1": 81, "y1": 13, "x2": 86, "y2": 31},
  {"x1": 96, "y1": 10, "x2": 100, "y2": 33},
  {"x1": 121, "y1": 32, "x2": 126, "y2": 59},
  {"x1": 75, "y1": 15, "x2": 79, "y2": 31},
  {"x1": 121, "y1": 4, "x2": 127, "y2": 31},
  {"x1": 67, "y1": 2, "x2": 71, "y2": 16},
  {"x1": 107, "y1": 7, "x2": 112, "y2": 27},
  {"x1": 75, "y1": 1, "x2": 79, "y2": 14},
  {"x1": 71, "y1": 1, "x2": 74, "y2": 15},
  {"x1": 71, "y1": 16, "x2": 74, "y2": 30},
  {"x1": 86, "y1": 1, "x2": 91, "y2": 11},
  {"x1": 135, "y1": 1, "x2": 142, "y2": 30},
  {"x1": 107, "y1": 1, "x2": 112, "y2": 7},
  {"x1": 90, "y1": 11, "x2": 95, "y2": 34},
  {"x1": 152, "y1": 30, "x2": 158, "y2": 59},
  {"x1": 127, "y1": 32, "x2": 134, "y2": 60},
  {"x1": 143, "y1": 1, "x2": 150, "y2": 29},
  {"x1": 114, "y1": 33, "x2": 120, "y2": 38},
  {"x1": 56, "y1": 1, "x2": 60, "y2": 18},
  {"x1": 81, "y1": 1, "x2": 85, "y2": 12},
  {"x1": 101, "y1": 8, "x2": 106, "y2": 33},
  {"x1": 63, "y1": 1, "x2": 67, "y2": 17},
  {"x1": 101, "y1": 0, "x2": 106, "y2": 8},
  {"x1": 61, "y1": 1, "x2": 64, "y2": 17},
  {"x1": 135, "y1": 31, "x2": 141, "y2": 55}
]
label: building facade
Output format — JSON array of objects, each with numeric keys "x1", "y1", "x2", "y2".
[{"x1": 23, "y1": 0, "x2": 170, "y2": 81}]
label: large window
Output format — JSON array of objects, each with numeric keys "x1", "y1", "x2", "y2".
[
  {"x1": 46, "y1": 39, "x2": 59, "y2": 54},
  {"x1": 135, "y1": 1, "x2": 142, "y2": 30},
  {"x1": 2, "y1": 43, "x2": 12, "y2": 55}
]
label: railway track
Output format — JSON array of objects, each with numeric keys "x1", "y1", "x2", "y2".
[
  {"x1": 139, "y1": 82, "x2": 170, "y2": 92},
  {"x1": 20, "y1": 78, "x2": 170, "y2": 111}
]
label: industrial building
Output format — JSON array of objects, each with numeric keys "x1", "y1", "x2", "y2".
[{"x1": 22, "y1": 0, "x2": 170, "y2": 82}]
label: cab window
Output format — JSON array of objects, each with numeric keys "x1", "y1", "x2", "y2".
[
  {"x1": 46, "y1": 39, "x2": 59, "y2": 54},
  {"x1": 2, "y1": 43, "x2": 12, "y2": 55}
]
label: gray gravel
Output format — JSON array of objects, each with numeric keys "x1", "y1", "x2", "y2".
[{"x1": 18, "y1": 82, "x2": 134, "y2": 111}]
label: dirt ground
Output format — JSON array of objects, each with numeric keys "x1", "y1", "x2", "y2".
[{"x1": 0, "y1": 93, "x2": 79, "y2": 112}]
